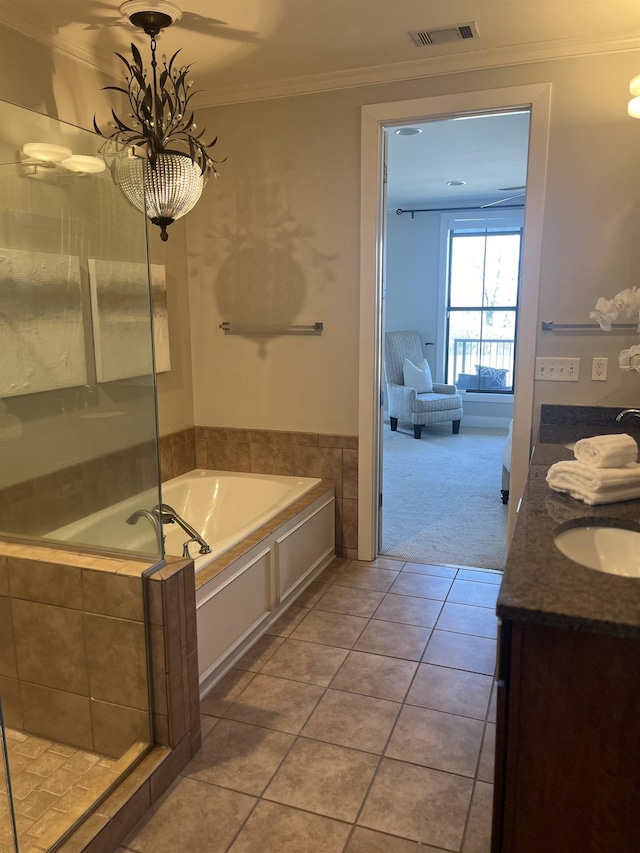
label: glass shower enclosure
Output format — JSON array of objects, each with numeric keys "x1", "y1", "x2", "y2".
[{"x1": 0, "y1": 98, "x2": 162, "y2": 851}]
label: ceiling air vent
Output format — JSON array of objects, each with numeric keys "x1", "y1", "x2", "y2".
[{"x1": 409, "y1": 22, "x2": 480, "y2": 47}]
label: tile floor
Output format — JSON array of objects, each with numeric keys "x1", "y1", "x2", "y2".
[{"x1": 119, "y1": 556, "x2": 500, "y2": 853}]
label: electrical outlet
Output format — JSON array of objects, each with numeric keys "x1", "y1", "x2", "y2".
[
  {"x1": 591, "y1": 357, "x2": 608, "y2": 381},
  {"x1": 535, "y1": 357, "x2": 581, "y2": 382}
]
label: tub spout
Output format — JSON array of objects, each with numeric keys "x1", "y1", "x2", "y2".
[
  {"x1": 126, "y1": 509, "x2": 163, "y2": 551},
  {"x1": 154, "y1": 503, "x2": 212, "y2": 555}
]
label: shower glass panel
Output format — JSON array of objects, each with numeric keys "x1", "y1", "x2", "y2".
[
  {"x1": 0, "y1": 98, "x2": 160, "y2": 852},
  {"x1": 0, "y1": 98, "x2": 162, "y2": 558}
]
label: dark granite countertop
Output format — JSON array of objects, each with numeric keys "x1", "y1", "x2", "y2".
[{"x1": 497, "y1": 406, "x2": 640, "y2": 639}]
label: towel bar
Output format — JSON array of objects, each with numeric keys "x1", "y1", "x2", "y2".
[
  {"x1": 541, "y1": 321, "x2": 637, "y2": 331},
  {"x1": 219, "y1": 322, "x2": 323, "y2": 335}
]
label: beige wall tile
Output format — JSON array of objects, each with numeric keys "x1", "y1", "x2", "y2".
[
  {"x1": 12, "y1": 599, "x2": 89, "y2": 695},
  {"x1": 337, "y1": 499, "x2": 358, "y2": 551},
  {"x1": 342, "y1": 449, "x2": 358, "y2": 501},
  {"x1": 160, "y1": 445, "x2": 173, "y2": 482},
  {"x1": 206, "y1": 440, "x2": 251, "y2": 471},
  {"x1": 249, "y1": 442, "x2": 295, "y2": 475},
  {"x1": 20, "y1": 682, "x2": 93, "y2": 751},
  {"x1": 0, "y1": 596, "x2": 17, "y2": 678},
  {"x1": 171, "y1": 441, "x2": 195, "y2": 477},
  {"x1": 82, "y1": 570, "x2": 144, "y2": 622},
  {"x1": 319, "y1": 435, "x2": 358, "y2": 450},
  {"x1": 149, "y1": 734, "x2": 192, "y2": 803},
  {"x1": 90, "y1": 700, "x2": 151, "y2": 759},
  {"x1": 85, "y1": 615, "x2": 149, "y2": 711},
  {"x1": 195, "y1": 440, "x2": 207, "y2": 469},
  {"x1": 8, "y1": 559, "x2": 83, "y2": 610},
  {"x1": 0, "y1": 675, "x2": 22, "y2": 729},
  {"x1": 147, "y1": 577, "x2": 164, "y2": 626},
  {"x1": 0, "y1": 554, "x2": 9, "y2": 595},
  {"x1": 149, "y1": 624, "x2": 168, "y2": 717}
]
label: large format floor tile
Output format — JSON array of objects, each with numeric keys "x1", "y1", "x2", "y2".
[
  {"x1": 122, "y1": 556, "x2": 500, "y2": 853},
  {"x1": 263, "y1": 738, "x2": 378, "y2": 822},
  {"x1": 124, "y1": 777, "x2": 255, "y2": 853},
  {"x1": 358, "y1": 757, "x2": 474, "y2": 849}
]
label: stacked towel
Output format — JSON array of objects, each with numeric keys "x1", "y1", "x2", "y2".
[
  {"x1": 547, "y1": 460, "x2": 640, "y2": 504},
  {"x1": 547, "y1": 434, "x2": 640, "y2": 504},
  {"x1": 573, "y1": 433, "x2": 638, "y2": 468}
]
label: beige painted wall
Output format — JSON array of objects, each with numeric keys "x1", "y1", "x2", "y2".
[
  {"x1": 0, "y1": 23, "x2": 195, "y2": 438},
  {"x1": 187, "y1": 50, "x2": 640, "y2": 437},
  {"x1": 1, "y1": 19, "x2": 639, "y2": 441}
]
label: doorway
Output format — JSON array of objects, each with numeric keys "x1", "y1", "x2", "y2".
[
  {"x1": 357, "y1": 84, "x2": 552, "y2": 561},
  {"x1": 380, "y1": 111, "x2": 529, "y2": 570}
]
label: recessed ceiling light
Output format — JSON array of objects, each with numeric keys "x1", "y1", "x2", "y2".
[
  {"x1": 447, "y1": 180, "x2": 467, "y2": 186},
  {"x1": 394, "y1": 127, "x2": 422, "y2": 136}
]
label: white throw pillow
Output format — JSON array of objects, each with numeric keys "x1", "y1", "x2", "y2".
[{"x1": 403, "y1": 358, "x2": 433, "y2": 393}]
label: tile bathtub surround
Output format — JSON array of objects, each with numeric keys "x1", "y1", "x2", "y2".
[
  {"x1": 119, "y1": 556, "x2": 499, "y2": 853},
  {"x1": 0, "y1": 544, "x2": 202, "y2": 853},
  {"x1": 0, "y1": 541, "x2": 154, "y2": 755},
  {"x1": 160, "y1": 426, "x2": 359, "y2": 558}
]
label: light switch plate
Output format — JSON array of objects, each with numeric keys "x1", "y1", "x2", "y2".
[{"x1": 535, "y1": 357, "x2": 580, "y2": 381}]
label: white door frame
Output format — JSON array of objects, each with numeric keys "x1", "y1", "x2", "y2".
[{"x1": 358, "y1": 84, "x2": 552, "y2": 561}]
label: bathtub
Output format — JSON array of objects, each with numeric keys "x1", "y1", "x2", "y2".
[
  {"x1": 161, "y1": 469, "x2": 322, "y2": 572},
  {"x1": 48, "y1": 468, "x2": 336, "y2": 696}
]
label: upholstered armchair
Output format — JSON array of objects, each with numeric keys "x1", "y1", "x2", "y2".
[{"x1": 384, "y1": 330, "x2": 463, "y2": 439}]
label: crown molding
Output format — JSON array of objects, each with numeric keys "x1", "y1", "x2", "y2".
[
  {"x1": 196, "y1": 33, "x2": 640, "y2": 107},
  {"x1": 0, "y1": 2, "x2": 637, "y2": 107}
]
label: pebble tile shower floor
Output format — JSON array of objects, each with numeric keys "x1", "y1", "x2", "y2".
[
  {"x1": 120, "y1": 556, "x2": 499, "y2": 852},
  {"x1": 0, "y1": 732, "x2": 121, "y2": 853}
]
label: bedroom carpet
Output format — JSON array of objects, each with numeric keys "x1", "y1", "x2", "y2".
[{"x1": 381, "y1": 424, "x2": 509, "y2": 571}]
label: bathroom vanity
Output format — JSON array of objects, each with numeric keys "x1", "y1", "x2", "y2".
[{"x1": 493, "y1": 408, "x2": 640, "y2": 853}]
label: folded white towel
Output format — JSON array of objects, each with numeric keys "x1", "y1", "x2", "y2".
[
  {"x1": 547, "y1": 459, "x2": 640, "y2": 504},
  {"x1": 573, "y1": 433, "x2": 637, "y2": 468}
]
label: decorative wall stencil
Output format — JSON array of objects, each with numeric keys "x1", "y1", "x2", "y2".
[
  {"x1": 88, "y1": 260, "x2": 170, "y2": 382},
  {"x1": 0, "y1": 248, "x2": 86, "y2": 396}
]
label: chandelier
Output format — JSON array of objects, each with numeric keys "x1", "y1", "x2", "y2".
[{"x1": 95, "y1": 1, "x2": 221, "y2": 241}]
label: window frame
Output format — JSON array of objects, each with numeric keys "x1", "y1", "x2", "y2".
[{"x1": 436, "y1": 210, "x2": 525, "y2": 396}]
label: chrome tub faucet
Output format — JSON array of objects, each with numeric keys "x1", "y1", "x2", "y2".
[
  {"x1": 153, "y1": 503, "x2": 212, "y2": 555},
  {"x1": 126, "y1": 509, "x2": 163, "y2": 550}
]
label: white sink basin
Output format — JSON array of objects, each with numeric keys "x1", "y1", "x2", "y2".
[{"x1": 554, "y1": 526, "x2": 640, "y2": 577}]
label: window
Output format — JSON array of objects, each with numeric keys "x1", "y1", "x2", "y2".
[{"x1": 445, "y1": 224, "x2": 522, "y2": 393}]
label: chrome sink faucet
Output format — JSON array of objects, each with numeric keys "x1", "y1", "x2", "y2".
[
  {"x1": 153, "y1": 503, "x2": 212, "y2": 555},
  {"x1": 616, "y1": 409, "x2": 640, "y2": 423}
]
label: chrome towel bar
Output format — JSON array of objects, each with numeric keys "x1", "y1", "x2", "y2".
[{"x1": 219, "y1": 321, "x2": 323, "y2": 335}]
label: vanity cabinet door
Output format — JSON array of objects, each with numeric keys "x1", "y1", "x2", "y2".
[{"x1": 492, "y1": 620, "x2": 640, "y2": 853}]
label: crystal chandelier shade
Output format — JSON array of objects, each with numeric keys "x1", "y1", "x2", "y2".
[{"x1": 113, "y1": 152, "x2": 206, "y2": 240}]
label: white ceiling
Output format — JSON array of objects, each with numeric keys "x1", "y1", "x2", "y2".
[
  {"x1": 386, "y1": 111, "x2": 531, "y2": 208},
  {"x1": 0, "y1": 1, "x2": 637, "y2": 206}
]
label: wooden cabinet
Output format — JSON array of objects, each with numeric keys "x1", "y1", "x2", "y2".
[{"x1": 492, "y1": 619, "x2": 640, "y2": 853}]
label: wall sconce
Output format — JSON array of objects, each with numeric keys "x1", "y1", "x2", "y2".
[
  {"x1": 628, "y1": 75, "x2": 640, "y2": 118},
  {"x1": 21, "y1": 144, "x2": 106, "y2": 178}
]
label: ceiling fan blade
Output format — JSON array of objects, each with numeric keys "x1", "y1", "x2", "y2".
[
  {"x1": 498, "y1": 185, "x2": 526, "y2": 191},
  {"x1": 481, "y1": 191, "x2": 526, "y2": 209}
]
